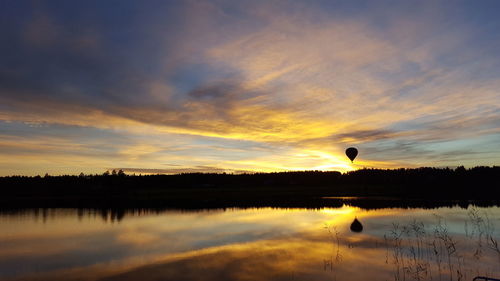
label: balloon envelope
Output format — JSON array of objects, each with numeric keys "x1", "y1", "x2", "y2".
[{"x1": 345, "y1": 147, "x2": 358, "y2": 162}]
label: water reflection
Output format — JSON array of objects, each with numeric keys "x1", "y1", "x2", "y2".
[
  {"x1": 350, "y1": 217, "x2": 363, "y2": 232},
  {"x1": 2, "y1": 198, "x2": 500, "y2": 224},
  {"x1": 0, "y1": 206, "x2": 499, "y2": 281}
]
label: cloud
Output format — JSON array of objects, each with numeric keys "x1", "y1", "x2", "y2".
[
  {"x1": 328, "y1": 129, "x2": 404, "y2": 143},
  {"x1": 1, "y1": 0, "x2": 500, "y2": 174},
  {"x1": 113, "y1": 166, "x2": 251, "y2": 175}
]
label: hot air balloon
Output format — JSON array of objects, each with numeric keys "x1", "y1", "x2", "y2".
[
  {"x1": 345, "y1": 147, "x2": 358, "y2": 162},
  {"x1": 350, "y1": 217, "x2": 363, "y2": 233}
]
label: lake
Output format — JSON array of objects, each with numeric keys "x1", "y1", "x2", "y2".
[{"x1": 1, "y1": 205, "x2": 500, "y2": 281}]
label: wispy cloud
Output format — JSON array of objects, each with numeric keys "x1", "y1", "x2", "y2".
[
  {"x1": 114, "y1": 166, "x2": 251, "y2": 175},
  {"x1": 1, "y1": 1, "x2": 500, "y2": 174}
]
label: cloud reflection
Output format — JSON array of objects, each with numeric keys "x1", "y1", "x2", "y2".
[{"x1": 3, "y1": 206, "x2": 500, "y2": 280}]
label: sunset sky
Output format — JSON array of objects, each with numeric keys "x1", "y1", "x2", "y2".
[{"x1": 1, "y1": 0, "x2": 500, "y2": 175}]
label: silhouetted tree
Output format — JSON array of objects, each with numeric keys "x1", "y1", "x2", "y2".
[
  {"x1": 456, "y1": 165, "x2": 466, "y2": 173},
  {"x1": 1, "y1": 166, "x2": 499, "y2": 210}
]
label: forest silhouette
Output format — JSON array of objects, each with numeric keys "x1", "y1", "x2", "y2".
[{"x1": 1, "y1": 166, "x2": 499, "y2": 210}]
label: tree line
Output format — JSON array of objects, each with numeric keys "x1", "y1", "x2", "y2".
[{"x1": 0, "y1": 166, "x2": 498, "y2": 198}]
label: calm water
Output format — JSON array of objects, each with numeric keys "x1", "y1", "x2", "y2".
[{"x1": 1, "y1": 206, "x2": 500, "y2": 281}]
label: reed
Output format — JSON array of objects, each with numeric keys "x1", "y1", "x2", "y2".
[{"x1": 382, "y1": 209, "x2": 500, "y2": 281}]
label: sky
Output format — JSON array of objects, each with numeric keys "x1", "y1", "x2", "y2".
[{"x1": 1, "y1": 0, "x2": 500, "y2": 176}]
